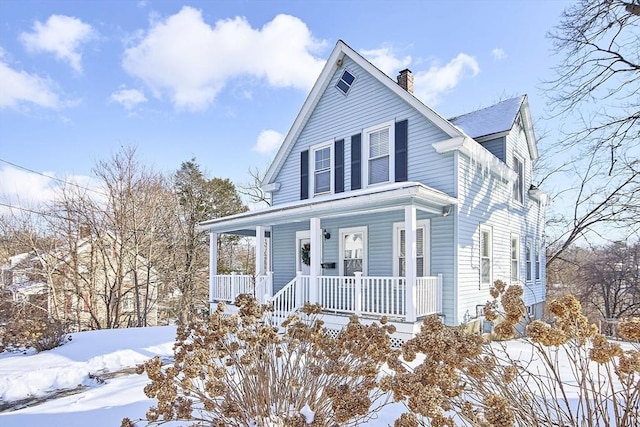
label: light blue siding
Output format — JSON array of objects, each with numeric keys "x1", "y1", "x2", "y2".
[
  {"x1": 455, "y1": 121, "x2": 546, "y2": 324},
  {"x1": 480, "y1": 137, "x2": 506, "y2": 162}
]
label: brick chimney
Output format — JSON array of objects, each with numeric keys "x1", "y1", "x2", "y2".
[{"x1": 397, "y1": 69, "x2": 414, "y2": 94}]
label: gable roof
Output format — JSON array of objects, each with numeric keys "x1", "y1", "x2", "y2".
[
  {"x1": 263, "y1": 40, "x2": 465, "y2": 185},
  {"x1": 449, "y1": 96, "x2": 524, "y2": 139},
  {"x1": 449, "y1": 95, "x2": 538, "y2": 160}
]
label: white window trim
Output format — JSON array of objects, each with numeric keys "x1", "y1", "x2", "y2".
[
  {"x1": 480, "y1": 225, "x2": 493, "y2": 287},
  {"x1": 336, "y1": 69, "x2": 356, "y2": 95},
  {"x1": 392, "y1": 219, "x2": 430, "y2": 277},
  {"x1": 511, "y1": 233, "x2": 520, "y2": 284},
  {"x1": 512, "y1": 154, "x2": 525, "y2": 205},
  {"x1": 535, "y1": 238, "x2": 541, "y2": 281},
  {"x1": 310, "y1": 140, "x2": 334, "y2": 196},
  {"x1": 362, "y1": 120, "x2": 395, "y2": 188},
  {"x1": 338, "y1": 226, "x2": 367, "y2": 276},
  {"x1": 525, "y1": 237, "x2": 533, "y2": 282}
]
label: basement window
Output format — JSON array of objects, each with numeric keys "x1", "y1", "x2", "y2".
[{"x1": 336, "y1": 70, "x2": 356, "y2": 95}]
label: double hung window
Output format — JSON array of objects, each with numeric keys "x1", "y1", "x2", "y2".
[
  {"x1": 364, "y1": 121, "x2": 394, "y2": 186},
  {"x1": 311, "y1": 142, "x2": 333, "y2": 195}
]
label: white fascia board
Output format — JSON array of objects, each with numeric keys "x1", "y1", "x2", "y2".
[
  {"x1": 528, "y1": 188, "x2": 549, "y2": 205},
  {"x1": 520, "y1": 96, "x2": 539, "y2": 161},
  {"x1": 433, "y1": 136, "x2": 517, "y2": 182},
  {"x1": 263, "y1": 44, "x2": 345, "y2": 184},
  {"x1": 261, "y1": 182, "x2": 280, "y2": 192},
  {"x1": 198, "y1": 182, "x2": 457, "y2": 233}
]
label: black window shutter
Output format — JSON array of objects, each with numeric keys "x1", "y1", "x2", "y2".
[
  {"x1": 395, "y1": 119, "x2": 408, "y2": 182},
  {"x1": 334, "y1": 139, "x2": 344, "y2": 193},
  {"x1": 351, "y1": 133, "x2": 361, "y2": 190},
  {"x1": 300, "y1": 150, "x2": 309, "y2": 200}
]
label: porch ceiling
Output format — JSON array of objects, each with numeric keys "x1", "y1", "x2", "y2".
[{"x1": 198, "y1": 181, "x2": 457, "y2": 235}]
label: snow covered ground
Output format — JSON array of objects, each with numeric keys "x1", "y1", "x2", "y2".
[
  {"x1": 0, "y1": 326, "x2": 406, "y2": 426},
  {"x1": 0, "y1": 325, "x2": 634, "y2": 426},
  {"x1": 0, "y1": 326, "x2": 177, "y2": 427}
]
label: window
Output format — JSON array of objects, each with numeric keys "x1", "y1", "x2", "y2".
[
  {"x1": 364, "y1": 121, "x2": 394, "y2": 186},
  {"x1": 526, "y1": 238, "x2": 532, "y2": 281},
  {"x1": 339, "y1": 227, "x2": 367, "y2": 276},
  {"x1": 311, "y1": 142, "x2": 333, "y2": 195},
  {"x1": 393, "y1": 220, "x2": 430, "y2": 277},
  {"x1": 511, "y1": 234, "x2": 519, "y2": 283},
  {"x1": 513, "y1": 156, "x2": 524, "y2": 204},
  {"x1": 480, "y1": 226, "x2": 492, "y2": 286},
  {"x1": 535, "y1": 238, "x2": 541, "y2": 280},
  {"x1": 122, "y1": 293, "x2": 134, "y2": 311},
  {"x1": 336, "y1": 69, "x2": 356, "y2": 95}
]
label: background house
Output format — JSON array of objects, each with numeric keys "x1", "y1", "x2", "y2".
[
  {"x1": 199, "y1": 40, "x2": 547, "y2": 340},
  {"x1": 1, "y1": 234, "x2": 161, "y2": 330}
]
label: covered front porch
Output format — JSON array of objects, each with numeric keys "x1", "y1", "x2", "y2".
[{"x1": 199, "y1": 182, "x2": 456, "y2": 327}]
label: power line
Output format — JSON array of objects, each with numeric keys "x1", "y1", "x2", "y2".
[{"x1": 0, "y1": 158, "x2": 107, "y2": 197}]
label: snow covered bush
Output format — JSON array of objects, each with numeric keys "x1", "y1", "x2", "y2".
[
  {"x1": 129, "y1": 294, "x2": 398, "y2": 426},
  {"x1": 127, "y1": 286, "x2": 640, "y2": 427}
]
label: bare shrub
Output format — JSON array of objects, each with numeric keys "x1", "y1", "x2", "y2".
[
  {"x1": 0, "y1": 299, "x2": 70, "y2": 353},
  {"x1": 129, "y1": 285, "x2": 639, "y2": 426},
  {"x1": 133, "y1": 294, "x2": 397, "y2": 426}
]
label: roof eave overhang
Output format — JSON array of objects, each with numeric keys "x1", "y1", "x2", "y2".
[
  {"x1": 198, "y1": 182, "x2": 457, "y2": 234},
  {"x1": 432, "y1": 136, "x2": 517, "y2": 182}
]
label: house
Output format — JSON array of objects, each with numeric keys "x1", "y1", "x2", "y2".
[
  {"x1": 198, "y1": 40, "x2": 547, "y2": 341},
  {"x1": 1, "y1": 235, "x2": 161, "y2": 330}
]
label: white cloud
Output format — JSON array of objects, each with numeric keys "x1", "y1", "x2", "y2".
[
  {"x1": 122, "y1": 8, "x2": 326, "y2": 111},
  {"x1": 0, "y1": 57, "x2": 61, "y2": 110},
  {"x1": 492, "y1": 48, "x2": 507, "y2": 60},
  {"x1": 360, "y1": 46, "x2": 411, "y2": 77},
  {"x1": 0, "y1": 166, "x2": 59, "y2": 208},
  {"x1": 0, "y1": 166, "x2": 99, "y2": 214},
  {"x1": 20, "y1": 15, "x2": 94, "y2": 73},
  {"x1": 413, "y1": 53, "x2": 480, "y2": 106},
  {"x1": 252, "y1": 129, "x2": 284, "y2": 153},
  {"x1": 110, "y1": 88, "x2": 147, "y2": 110}
]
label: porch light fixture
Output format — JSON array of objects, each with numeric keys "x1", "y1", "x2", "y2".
[
  {"x1": 323, "y1": 229, "x2": 331, "y2": 240},
  {"x1": 442, "y1": 205, "x2": 452, "y2": 217}
]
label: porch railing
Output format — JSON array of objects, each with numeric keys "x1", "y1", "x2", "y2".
[
  {"x1": 415, "y1": 274, "x2": 443, "y2": 318},
  {"x1": 210, "y1": 272, "x2": 442, "y2": 322},
  {"x1": 209, "y1": 273, "x2": 273, "y2": 304}
]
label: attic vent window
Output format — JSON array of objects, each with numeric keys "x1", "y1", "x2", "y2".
[{"x1": 336, "y1": 70, "x2": 355, "y2": 95}]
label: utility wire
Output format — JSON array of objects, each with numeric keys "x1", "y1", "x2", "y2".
[{"x1": 0, "y1": 158, "x2": 108, "y2": 197}]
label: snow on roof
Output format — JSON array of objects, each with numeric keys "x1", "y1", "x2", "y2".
[{"x1": 449, "y1": 96, "x2": 524, "y2": 139}]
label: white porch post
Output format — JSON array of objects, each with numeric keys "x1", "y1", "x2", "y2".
[
  {"x1": 405, "y1": 206, "x2": 417, "y2": 322},
  {"x1": 209, "y1": 232, "x2": 218, "y2": 313},
  {"x1": 310, "y1": 217, "x2": 322, "y2": 304},
  {"x1": 255, "y1": 226, "x2": 265, "y2": 277}
]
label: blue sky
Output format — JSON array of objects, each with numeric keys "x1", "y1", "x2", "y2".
[{"x1": 0, "y1": 0, "x2": 573, "y2": 210}]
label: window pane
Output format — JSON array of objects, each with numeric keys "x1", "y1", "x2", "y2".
[
  {"x1": 343, "y1": 232, "x2": 363, "y2": 276},
  {"x1": 315, "y1": 170, "x2": 330, "y2": 193},
  {"x1": 369, "y1": 129, "x2": 389, "y2": 157},
  {"x1": 341, "y1": 70, "x2": 355, "y2": 85},
  {"x1": 511, "y1": 260, "x2": 518, "y2": 281},
  {"x1": 369, "y1": 156, "x2": 389, "y2": 184},
  {"x1": 513, "y1": 157, "x2": 523, "y2": 203},
  {"x1": 399, "y1": 229, "x2": 405, "y2": 257},
  {"x1": 336, "y1": 79, "x2": 350, "y2": 94},
  {"x1": 481, "y1": 259, "x2": 491, "y2": 283}
]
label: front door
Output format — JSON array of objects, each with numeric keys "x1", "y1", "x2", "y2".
[{"x1": 296, "y1": 231, "x2": 311, "y2": 275}]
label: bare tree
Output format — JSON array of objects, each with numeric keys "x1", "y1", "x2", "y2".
[
  {"x1": 543, "y1": 0, "x2": 640, "y2": 267},
  {"x1": 580, "y1": 241, "x2": 640, "y2": 321},
  {"x1": 238, "y1": 166, "x2": 271, "y2": 207}
]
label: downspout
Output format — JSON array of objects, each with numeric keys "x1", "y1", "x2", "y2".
[{"x1": 453, "y1": 150, "x2": 459, "y2": 325}]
